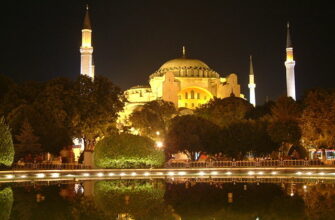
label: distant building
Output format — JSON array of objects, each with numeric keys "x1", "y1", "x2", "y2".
[{"x1": 118, "y1": 47, "x2": 244, "y2": 123}]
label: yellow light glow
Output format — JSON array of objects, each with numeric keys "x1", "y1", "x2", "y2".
[
  {"x1": 83, "y1": 173, "x2": 90, "y2": 177},
  {"x1": 108, "y1": 173, "x2": 115, "y2": 176},
  {"x1": 51, "y1": 173, "x2": 60, "y2": 178},
  {"x1": 97, "y1": 173, "x2": 104, "y2": 177},
  {"x1": 36, "y1": 173, "x2": 45, "y2": 178},
  {"x1": 248, "y1": 171, "x2": 255, "y2": 175},
  {"x1": 178, "y1": 171, "x2": 187, "y2": 176}
]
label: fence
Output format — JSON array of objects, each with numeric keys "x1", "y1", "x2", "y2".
[
  {"x1": 166, "y1": 159, "x2": 325, "y2": 168},
  {"x1": 12, "y1": 162, "x2": 91, "y2": 170}
]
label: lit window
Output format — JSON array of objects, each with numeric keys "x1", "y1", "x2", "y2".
[
  {"x1": 185, "y1": 103, "x2": 188, "y2": 107},
  {"x1": 191, "y1": 90, "x2": 195, "y2": 99}
]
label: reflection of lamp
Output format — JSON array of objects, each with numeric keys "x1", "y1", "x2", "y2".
[{"x1": 228, "y1": 192, "x2": 233, "y2": 203}]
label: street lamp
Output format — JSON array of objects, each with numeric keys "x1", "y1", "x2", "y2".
[{"x1": 156, "y1": 141, "x2": 163, "y2": 148}]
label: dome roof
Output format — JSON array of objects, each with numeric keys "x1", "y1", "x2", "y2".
[
  {"x1": 159, "y1": 58, "x2": 210, "y2": 69},
  {"x1": 150, "y1": 57, "x2": 219, "y2": 79}
]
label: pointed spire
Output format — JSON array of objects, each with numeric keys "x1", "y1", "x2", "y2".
[
  {"x1": 83, "y1": 5, "x2": 91, "y2": 29},
  {"x1": 182, "y1": 46, "x2": 186, "y2": 58},
  {"x1": 286, "y1": 22, "x2": 292, "y2": 48},
  {"x1": 249, "y1": 55, "x2": 254, "y2": 76}
]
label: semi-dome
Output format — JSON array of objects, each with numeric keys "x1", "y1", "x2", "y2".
[{"x1": 150, "y1": 56, "x2": 220, "y2": 79}]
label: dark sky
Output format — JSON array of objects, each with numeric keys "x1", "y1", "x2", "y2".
[{"x1": 1, "y1": 0, "x2": 334, "y2": 104}]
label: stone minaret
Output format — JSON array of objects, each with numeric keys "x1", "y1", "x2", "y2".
[
  {"x1": 248, "y1": 55, "x2": 256, "y2": 107},
  {"x1": 285, "y1": 22, "x2": 296, "y2": 100},
  {"x1": 80, "y1": 5, "x2": 94, "y2": 79}
]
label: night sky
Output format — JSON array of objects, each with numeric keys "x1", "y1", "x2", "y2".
[{"x1": 1, "y1": 0, "x2": 334, "y2": 104}]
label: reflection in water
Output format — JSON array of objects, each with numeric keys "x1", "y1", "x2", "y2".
[
  {"x1": 2, "y1": 179, "x2": 335, "y2": 220},
  {"x1": 0, "y1": 187, "x2": 13, "y2": 220}
]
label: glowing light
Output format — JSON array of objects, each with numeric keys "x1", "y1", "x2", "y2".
[
  {"x1": 226, "y1": 171, "x2": 232, "y2": 175},
  {"x1": 178, "y1": 171, "x2": 186, "y2": 176},
  {"x1": 303, "y1": 185, "x2": 307, "y2": 189},
  {"x1": 5, "y1": 174, "x2": 14, "y2": 179},
  {"x1": 82, "y1": 173, "x2": 90, "y2": 177},
  {"x1": 144, "y1": 172, "x2": 150, "y2": 176},
  {"x1": 108, "y1": 173, "x2": 115, "y2": 176},
  {"x1": 290, "y1": 192, "x2": 294, "y2": 197},
  {"x1": 20, "y1": 175, "x2": 27, "y2": 178},
  {"x1": 156, "y1": 141, "x2": 163, "y2": 148},
  {"x1": 211, "y1": 171, "x2": 218, "y2": 175},
  {"x1": 51, "y1": 173, "x2": 60, "y2": 178},
  {"x1": 319, "y1": 172, "x2": 325, "y2": 175},
  {"x1": 307, "y1": 172, "x2": 312, "y2": 175},
  {"x1": 271, "y1": 171, "x2": 277, "y2": 175},
  {"x1": 156, "y1": 131, "x2": 160, "y2": 136},
  {"x1": 97, "y1": 173, "x2": 104, "y2": 177},
  {"x1": 131, "y1": 172, "x2": 137, "y2": 176},
  {"x1": 66, "y1": 174, "x2": 74, "y2": 177},
  {"x1": 156, "y1": 172, "x2": 164, "y2": 175},
  {"x1": 248, "y1": 171, "x2": 255, "y2": 175},
  {"x1": 198, "y1": 171, "x2": 205, "y2": 176},
  {"x1": 257, "y1": 171, "x2": 264, "y2": 175},
  {"x1": 296, "y1": 172, "x2": 302, "y2": 175},
  {"x1": 36, "y1": 173, "x2": 45, "y2": 178},
  {"x1": 167, "y1": 172, "x2": 174, "y2": 176},
  {"x1": 120, "y1": 173, "x2": 126, "y2": 176}
]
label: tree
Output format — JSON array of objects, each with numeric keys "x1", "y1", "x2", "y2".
[
  {"x1": 270, "y1": 96, "x2": 301, "y2": 121},
  {"x1": 267, "y1": 96, "x2": 302, "y2": 156},
  {"x1": 165, "y1": 115, "x2": 222, "y2": 160},
  {"x1": 129, "y1": 100, "x2": 177, "y2": 138},
  {"x1": 300, "y1": 89, "x2": 335, "y2": 149},
  {"x1": 222, "y1": 120, "x2": 278, "y2": 159},
  {"x1": 0, "y1": 117, "x2": 14, "y2": 167},
  {"x1": 195, "y1": 97, "x2": 254, "y2": 128},
  {"x1": 94, "y1": 133, "x2": 165, "y2": 168},
  {"x1": 72, "y1": 75, "x2": 124, "y2": 150},
  {"x1": 15, "y1": 119, "x2": 42, "y2": 161}
]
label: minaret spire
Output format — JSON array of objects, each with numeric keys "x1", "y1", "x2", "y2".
[
  {"x1": 248, "y1": 55, "x2": 256, "y2": 107},
  {"x1": 182, "y1": 46, "x2": 186, "y2": 58},
  {"x1": 285, "y1": 22, "x2": 296, "y2": 100},
  {"x1": 80, "y1": 5, "x2": 94, "y2": 79}
]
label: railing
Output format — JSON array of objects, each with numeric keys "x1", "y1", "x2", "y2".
[
  {"x1": 12, "y1": 162, "x2": 91, "y2": 170},
  {"x1": 165, "y1": 159, "x2": 325, "y2": 168}
]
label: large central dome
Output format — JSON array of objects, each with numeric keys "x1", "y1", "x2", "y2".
[
  {"x1": 150, "y1": 57, "x2": 220, "y2": 79},
  {"x1": 160, "y1": 58, "x2": 209, "y2": 69}
]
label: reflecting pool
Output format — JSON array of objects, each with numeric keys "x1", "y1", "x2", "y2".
[{"x1": 1, "y1": 178, "x2": 335, "y2": 220}]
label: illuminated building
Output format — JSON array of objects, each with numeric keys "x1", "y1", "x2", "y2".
[
  {"x1": 285, "y1": 22, "x2": 296, "y2": 100},
  {"x1": 80, "y1": 5, "x2": 95, "y2": 79},
  {"x1": 119, "y1": 47, "x2": 244, "y2": 122},
  {"x1": 248, "y1": 55, "x2": 256, "y2": 107}
]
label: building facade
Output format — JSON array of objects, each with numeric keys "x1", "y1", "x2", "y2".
[{"x1": 119, "y1": 48, "x2": 244, "y2": 123}]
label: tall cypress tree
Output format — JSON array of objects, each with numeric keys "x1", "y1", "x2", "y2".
[
  {"x1": 0, "y1": 117, "x2": 14, "y2": 167},
  {"x1": 15, "y1": 119, "x2": 41, "y2": 161}
]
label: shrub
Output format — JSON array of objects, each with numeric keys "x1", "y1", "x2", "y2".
[
  {"x1": 94, "y1": 133, "x2": 165, "y2": 168},
  {"x1": 0, "y1": 117, "x2": 14, "y2": 167}
]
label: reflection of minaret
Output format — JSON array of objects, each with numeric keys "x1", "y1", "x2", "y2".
[
  {"x1": 285, "y1": 22, "x2": 296, "y2": 100},
  {"x1": 248, "y1": 55, "x2": 256, "y2": 107},
  {"x1": 80, "y1": 5, "x2": 94, "y2": 79}
]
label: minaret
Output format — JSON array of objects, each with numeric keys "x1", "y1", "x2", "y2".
[
  {"x1": 80, "y1": 5, "x2": 94, "y2": 79},
  {"x1": 285, "y1": 22, "x2": 296, "y2": 100},
  {"x1": 248, "y1": 55, "x2": 256, "y2": 107}
]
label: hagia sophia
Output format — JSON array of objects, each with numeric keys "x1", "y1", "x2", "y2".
[{"x1": 79, "y1": 7, "x2": 295, "y2": 123}]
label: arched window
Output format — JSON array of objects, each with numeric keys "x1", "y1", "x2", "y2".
[
  {"x1": 191, "y1": 90, "x2": 195, "y2": 99},
  {"x1": 197, "y1": 93, "x2": 200, "y2": 99},
  {"x1": 185, "y1": 92, "x2": 188, "y2": 99}
]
